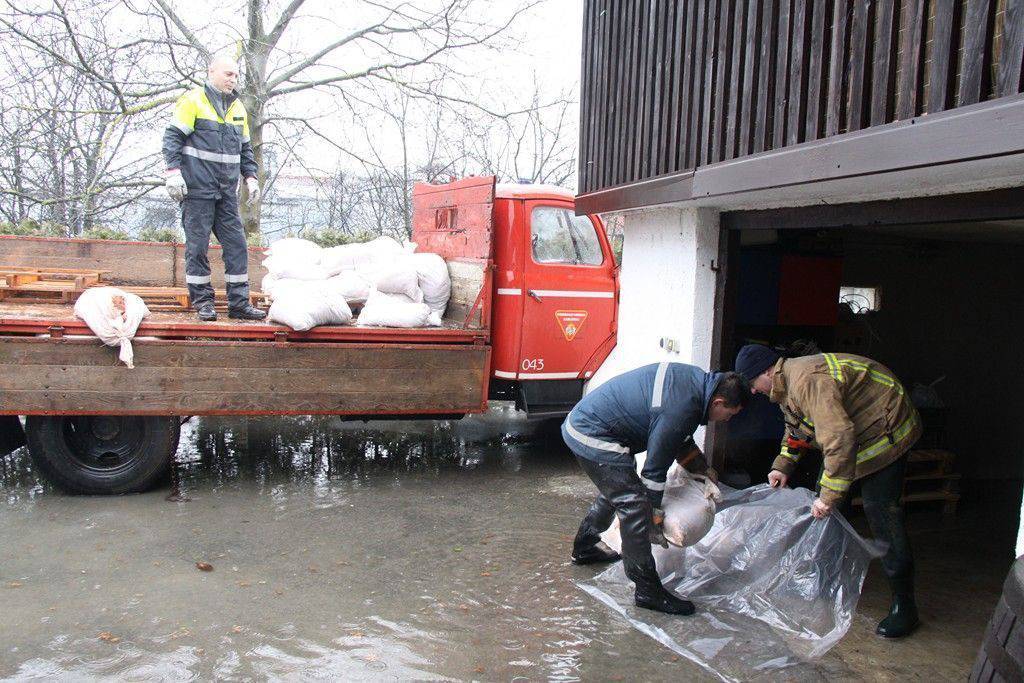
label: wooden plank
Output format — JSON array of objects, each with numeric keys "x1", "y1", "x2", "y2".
[
  {"x1": 998, "y1": 0, "x2": 1024, "y2": 97},
  {"x1": 846, "y1": 0, "x2": 872, "y2": 131},
  {"x1": 773, "y1": 0, "x2": 793, "y2": 146},
  {"x1": 786, "y1": 0, "x2": 809, "y2": 145},
  {"x1": 638, "y1": 0, "x2": 659, "y2": 180},
  {"x1": 805, "y1": 0, "x2": 829, "y2": 139},
  {"x1": 579, "y1": 0, "x2": 596, "y2": 192},
  {"x1": 700, "y1": 0, "x2": 719, "y2": 165},
  {"x1": 655, "y1": 0, "x2": 678, "y2": 176},
  {"x1": 826, "y1": 0, "x2": 850, "y2": 135},
  {"x1": 896, "y1": 0, "x2": 926, "y2": 119},
  {"x1": 689, "y1": 0, "x2": 710, "y2": 168},
  {"x1": 711, "y1": 0, "x2": 734, "y2": 163},
  {"x1": 870, "y1": 0, "x2": 898, "y2": 124},
  {"x1": 739, "y1": 0, "x2": 762, "y2": 155},
  {"x1": 957, "y1": 0, "x2": 991, "y2": 105},
  {"x1": 926, "y1": 0, "x2": 958, "y2": 112},
  {"x1": 590, "y1": 0, "x2": 611, "y2": 192},
  {"x1": 754, "y1": 0, "x2": 777, "y2": 152},
  {"x1": 0, "y1": 337, "x2": 489, "y2": 415},
  {"x1": 674, "y1": 0, "x2": 695, "y2": 172},
  {"x1": 725, "y1": 0, "x2": 748, "y2": 159}
]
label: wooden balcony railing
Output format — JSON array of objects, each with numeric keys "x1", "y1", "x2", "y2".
[{"x1": 579, "y1": 0, "x2": 1024, "y2": 196}]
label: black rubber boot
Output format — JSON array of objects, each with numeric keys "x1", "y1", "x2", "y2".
[
  {"x1": 228, "y1": 304, "x2": 267, "y2": 321},
  {"x1": 196, "y1": 303, "x2": 217, "y2": 321},
  {"x1": 628, "y1": 559, "x2": 695, "y2": 616},
  {"x1": 572, "y1": 495, "x2": 621, "y2": 565},
  {"x1": 876, "y1": 579, "x2": 919, "y2": 638}
]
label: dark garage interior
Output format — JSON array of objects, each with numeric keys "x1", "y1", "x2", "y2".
[{"x1": 714, "y1": 207, "x2": 1024, "y2": 675}]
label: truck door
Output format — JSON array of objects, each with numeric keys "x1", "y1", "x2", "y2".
[{"x1": 517, "y1": 200, "x2": 617, "y2": 382}]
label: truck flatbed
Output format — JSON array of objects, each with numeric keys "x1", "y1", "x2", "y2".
[{"x1": 0, "y1": 301, "x2": 486, "y2": 345}]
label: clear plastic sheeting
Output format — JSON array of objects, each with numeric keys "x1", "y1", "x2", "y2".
[{"x1": 581, "y1": 485, "x2": 884, "y2": 682}]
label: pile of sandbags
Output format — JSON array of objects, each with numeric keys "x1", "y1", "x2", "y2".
[{"x1": 261, "y1": 236, "x2": 452, "y2": 331}]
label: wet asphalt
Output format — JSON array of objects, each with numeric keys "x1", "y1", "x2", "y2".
[{"x1": 0, "y1": 406, "x2": 1006, "y2": 681}]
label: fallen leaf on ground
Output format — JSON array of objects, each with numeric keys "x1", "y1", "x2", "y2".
[
  {"x1": 479, "y1": 571, "x2": 491, "y2": 577},
  {"x1": 231, "y1": 626, "x2": 243, "y2": 633},
  {"x1": 237, "y1": 581, "x2": 251, "y2": 587},
  {"x1": 98, "y1": 632, "x2": 120, "y2": 643},
  {"x1": 195, "y1": 562, "x2": 213, "y2": 572},
  {"x1": 7, "y1": 582, "x2": 22, "y2": 588}
]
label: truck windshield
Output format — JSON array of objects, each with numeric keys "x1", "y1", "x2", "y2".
[{"x1": 531, "y1": 206, "x2": 604, "y2": 266}]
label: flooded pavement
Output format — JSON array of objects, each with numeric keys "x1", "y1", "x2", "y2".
[
  {"x1": 1, "y1": 407, "x2": 710, "y2": 681},
  {"x1": 0, "y1": 406, "x2": 1005, "y2": 681}
]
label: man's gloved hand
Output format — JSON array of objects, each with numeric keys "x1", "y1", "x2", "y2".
[
  {"x1": 245, "y1": 177, "x2": 260, "y2": 205},
  {"x1": 704, "y1": 467, "x2": 719, "y2": 484},
  {"x1": 767, "y1": 469, "x2": 789, "y2": 488},
  {"x1": 649, "y1": 507, "x2": 669, "y2": 548},
  {"x1": 165, "y1": 169, "x2": 187, "y2": 202}
]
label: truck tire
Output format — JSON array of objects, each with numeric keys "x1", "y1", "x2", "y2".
[
  {"x1": 25, "y1": 415, "x2": 180, "y2": 495},
  {"x1": 971, "y1": 557, "x2": 1024, "y2": 682}
]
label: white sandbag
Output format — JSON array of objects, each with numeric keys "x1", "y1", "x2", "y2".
[
  {"x1": 661, "y1": 471, "x2": 720, "y2": 547},
  {"x1": 320, "y1": 243, "x2": 375, "y2": 275},
  {"x1": 408, "y1": 252, "x2": 451, "y2": 316},
  {"x1": 266, "y1": 238, "x2": 323, "y2": 264},
  {"x1": 73, "y1": 287, "x2": 150, "y2": 368},
  {"x1": 261, "y1": 254, "x2": 329, "y2": 281},
  {"x1": 268, "y1": 287, "x2": 352, "y2": 331},
  {"x1": 328, "y1": 271, "x2": 372, "y2": 305},
  {"x1": 603, "y1": 467, "x2": 720, "y2": 552},
  {"x1": 358, "y1": 261, "x2": 423, "y2": 302},
  {"x1": 357, "y1": 289, "x2": 431, "y2": 328},
  {"x1": 261, "y1": 272, "x2": 280, "y2": 298}
]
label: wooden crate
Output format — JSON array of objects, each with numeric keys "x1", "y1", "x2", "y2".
[{"x1": 852, "y1": 448, "x2": 961, "y2": 514}]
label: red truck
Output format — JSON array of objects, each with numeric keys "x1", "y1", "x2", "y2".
[{"x1": 0, "y1": 176, "x2": 618, "y2": 494}]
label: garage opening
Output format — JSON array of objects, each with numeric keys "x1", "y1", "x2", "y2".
[{"x1": 716, "y1": 213, "x2": 1024, "y2": 671}]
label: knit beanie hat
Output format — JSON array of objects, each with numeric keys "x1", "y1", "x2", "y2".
[{"x1": 735, "y1": 344, "x2": 781, "y2": 381}]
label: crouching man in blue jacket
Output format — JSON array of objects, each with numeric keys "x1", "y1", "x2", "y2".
[{"x1": 564, "y1": 363, "x2": 751, "y2": 615}]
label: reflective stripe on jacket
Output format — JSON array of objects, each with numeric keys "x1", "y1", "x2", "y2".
[
  {"x1": 769, "y1": 353, "x2": 921, "y2": 506},
  {"x1": 562, "y1": 362, "x2": 718, "y2": 499},
  {"x1": 162, "y1": 84, "x2": 258, "y2": 199}
]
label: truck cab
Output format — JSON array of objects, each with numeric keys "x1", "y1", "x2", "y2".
[{"x1": 411, "y1": 176, "x2": 618, "y2": 418}]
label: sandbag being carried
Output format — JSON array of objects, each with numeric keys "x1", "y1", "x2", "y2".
[
  {"x1": 357, "y1": 289, "x2": 431, "y2": 328},
  {"x1": 268, "y1": 285, "x2": 352, "y2": 331},
  {"x1": 73, "y1": 287, "x2": 150, "y2": 368}
]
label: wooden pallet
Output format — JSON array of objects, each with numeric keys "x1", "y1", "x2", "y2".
[
  {"x1": 119, "y1": 286, "x2": 263, "y2": 312},
  {"x1": 852, "y1": 448, "x2": 961, "y2": 514},
  {"x1": 0, "y1": 266, "x2": 108, "y2": 302}
]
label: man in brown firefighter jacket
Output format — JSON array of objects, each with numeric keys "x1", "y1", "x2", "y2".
[{"x1": 736, "y1": 344, "x2": 923, "y2": 639}]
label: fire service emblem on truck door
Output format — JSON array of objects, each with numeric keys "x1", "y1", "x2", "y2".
[{"x1": 554, "y1": 310, "x2": 588, "y2": 341}]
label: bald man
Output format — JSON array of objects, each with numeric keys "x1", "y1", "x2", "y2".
[{"x1": 161, "y1": 54, "x2": 266, "y2": 322}]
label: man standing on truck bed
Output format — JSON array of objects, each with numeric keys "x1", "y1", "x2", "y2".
[
  {"x1": 735, "y1": 344, "x2": 923, "y2": 638},
  {"x1": 565, "y1": 363, "x2": 751, "y2": 615},
  {"x1": 161, "y1": 53, "x2": 266, "y2": 322}
]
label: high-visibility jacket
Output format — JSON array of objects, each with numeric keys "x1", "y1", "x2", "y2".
[
  {"x1": 162, "y1": 84, "x2": 258, "y2": 199},
  {"x1": 562, "y1": 362, "x2": 717, "y2": 503},
  {"x1": 769, "y1": 353, "x2": 921, "y2": 506}
]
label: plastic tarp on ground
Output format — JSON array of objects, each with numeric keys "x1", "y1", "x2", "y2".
[{"x1": 580, "y1": 485, "x2": 883, "y2": 682}]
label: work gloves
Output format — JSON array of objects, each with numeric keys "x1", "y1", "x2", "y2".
[
  {"x1": 245, "y1": 177, "x2": 260, "y2": 206},
  {"x1": 164, "y1": 169, "x2": 187, "y2": 202}
]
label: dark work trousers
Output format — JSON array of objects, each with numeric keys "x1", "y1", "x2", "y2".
[
  {"x1": 181, "y1": 196, "x2": 251, "y2": 311},
  {"x1": 840, "y1": 454, "x2": 915, "y2": 596},
  {"x1": 574, "y1": 456, "x2": 661, "y2": 586}
]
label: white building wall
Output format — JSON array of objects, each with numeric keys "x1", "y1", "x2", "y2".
[{"x1": 590, "y1": 206, "x2": 720, "y2": 387}]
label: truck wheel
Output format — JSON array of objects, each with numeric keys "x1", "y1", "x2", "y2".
[
  {"x1": 971, "y1": 557, "x2": 1024, "y2": 682},
  {"x1": 25, "y1": 416, "x2": 180, "y2": 495}
]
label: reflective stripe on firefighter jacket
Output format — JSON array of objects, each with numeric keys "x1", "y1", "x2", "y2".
[
  {"x1": 768, "y1": 353, "x2": 922, "y2": 507},
  {"x1": 161, "y1": 84, "x2": 258, "y2": 199}
]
